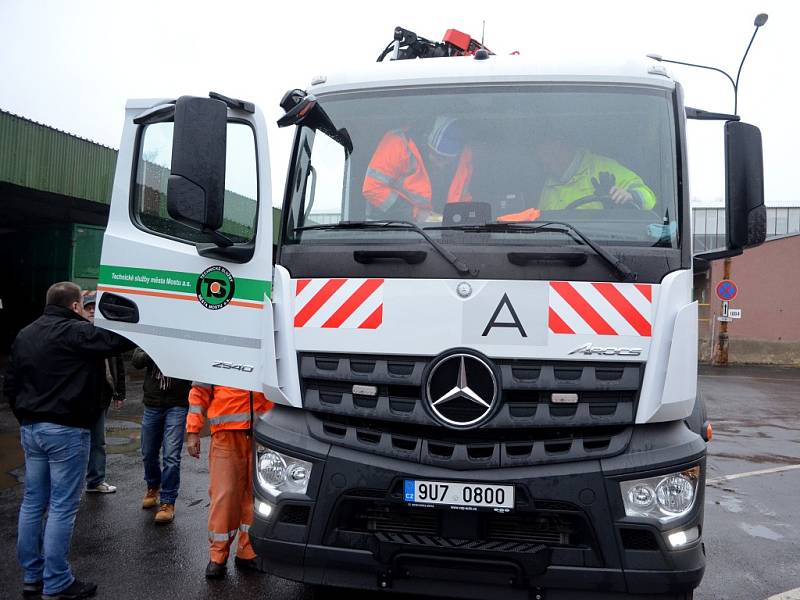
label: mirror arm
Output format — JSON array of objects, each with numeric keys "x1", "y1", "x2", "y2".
[
  {"x1": 693, "y1": 247, "x2": 743, "y2": 262},
  {"x1": 196, "y1": 240, "x2": 256, "y2": 264},
  {"x1": 209, "y1": 91, "x2": 255, "y2": 114},
  {"x1": 685, "y1": 106, "x2": 741, "y2": 121},
  {"x1": 133, "y1": 103, "x2": 176, "y2": 125},
  {"x1": 202, "y1": 228, "x2": 235, "y2": 248}
]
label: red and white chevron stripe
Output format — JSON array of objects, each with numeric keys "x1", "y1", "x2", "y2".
[
  {"x1": 294, "y1": 278, "x2": 384, "y2": 329},
  {"x1": 549, "y1": 281, "x2": 653, "y2": 337}
]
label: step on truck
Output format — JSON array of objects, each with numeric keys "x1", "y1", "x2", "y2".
[{"x1": 96, "y1": 42, "x2": 765, "y2": 599}]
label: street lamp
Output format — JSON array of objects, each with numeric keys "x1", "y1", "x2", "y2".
[
  {"x1": 646, "y1": 13, "x2": 768, "y2": 115},
  {"x1": 648, "y1": 13, "x2": 768, "y2": 366}
]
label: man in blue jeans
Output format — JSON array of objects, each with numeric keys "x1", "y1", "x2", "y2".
[
  {"x1": 131, "y1": 348, "x2": 191, "y2": 524},
  {"x1": 3, "y1": 282, "x2": 133, "y2": 600}
]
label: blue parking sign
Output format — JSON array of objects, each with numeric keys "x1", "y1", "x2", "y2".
[{"x1": 716, "y1": 280, "x2": 738, "y2": 301}]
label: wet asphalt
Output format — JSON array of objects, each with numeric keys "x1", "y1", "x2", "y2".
[{"x1": 0, "y1": 365, "x2": 798, "y2": 600}]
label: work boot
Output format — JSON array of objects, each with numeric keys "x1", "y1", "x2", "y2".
[
  {"x1": 22, "y1": 580, "x2": 42, "y2": 597},
  {"x1": 205, "y1": 561, "x2": 226, "y2": 580},
  {"x1": 234, "y1": 556, "x2": 266, "y2": 574},
  {"x1": 154, "y1": 502, "x2": 175, "y2": 524},
  {"x1": 41, "y1": 579, "x2": 97, "y2": 599},
  {"x1": 142, "y1": 487, "x2": 159, "y2": 509}
]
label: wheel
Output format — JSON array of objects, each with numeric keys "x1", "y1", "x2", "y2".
[{"x1": 568, "y1": 194, "x2": 615, "y2": 210}]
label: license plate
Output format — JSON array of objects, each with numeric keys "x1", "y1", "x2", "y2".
[{"x1": 404, "y1": 479, "x2": 514, "y2": 511}]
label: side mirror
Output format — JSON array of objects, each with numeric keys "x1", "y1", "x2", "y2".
[
  {"x1": 167, "y1": 96, "x2": 227, "y2": 233},
  {"x1": 725, "y1": 121, "x2": 766, "y2": 250},
  {"x1": 276, "y1": 89, "x2": 353, "y2": 154}
]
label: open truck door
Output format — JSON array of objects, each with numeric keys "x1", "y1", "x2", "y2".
[{"x1": 96, "y1": 95, "x2": 286, "y2": 401}]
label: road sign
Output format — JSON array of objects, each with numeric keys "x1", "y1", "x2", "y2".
[
  {"x1": 717, "y1": 316, "x2": 733, "y2": 322},
  {"x1": 716, "y1": 280, "x2": 738, "y2": 301},
  {"x1": 728, "y1": 309, "x2": 742, "y2": 319},
  {"x1": 722, "y1": 301, "x2": 729, "y2": 317}
]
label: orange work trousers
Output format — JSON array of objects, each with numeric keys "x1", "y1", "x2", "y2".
[{"x1": 207, "y1": 429, "x2": 256, "y2": 563}]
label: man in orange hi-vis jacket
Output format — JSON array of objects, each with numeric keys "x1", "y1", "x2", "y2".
[
  {"x1": 185, "y1": 384, "x2": 272, "y2": 579},
  {"x1": 363, "y1": 116, "x2": 473, "y2": 221}
]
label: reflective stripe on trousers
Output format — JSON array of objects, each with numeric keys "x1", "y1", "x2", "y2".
[{"x1": 208, "y1": 529, "x2": 237, "y2": 542}]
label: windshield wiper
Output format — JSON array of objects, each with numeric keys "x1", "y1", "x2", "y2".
[
  {"x1": 426, "y1": 221, "x2": 636, "y2": 281},
  {"x1": 295, "y1": 220, "x2": 475, "y2": 276}
]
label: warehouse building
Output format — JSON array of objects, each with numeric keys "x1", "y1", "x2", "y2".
[
  {"x1": 0, "y1": 109, "x2": 279, "y2": 352},
  {"x1": 0, "y1": 110, "x2": 114, "y2": 350}
]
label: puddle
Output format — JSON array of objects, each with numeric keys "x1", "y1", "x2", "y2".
[
  {"x1": 0, "y1": 420, "x2": 142, "y2": 489},
  {"x1": 753, "y1": 502, "x2": 777, "y2": 518},
  {"x1": 106, "y1": 436, "x2": 133, "y2": 446},
  {"x1": 106, "y1": 419, "x2": 141, "y2": 430},
  {"x1": 740, "y1": 522, "x2": 784, "y2": 541},
  {"x1": 105, "y1": 420, "x2": 141, "y2": 455},
  {"x1": 716, "y1": 495, "x2": 744, "y2": 513}
]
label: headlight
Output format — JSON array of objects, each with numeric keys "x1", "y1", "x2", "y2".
[
  {"x1": 620, "y1": 466, "x2": 700, "y2": 523},
  {"x1": 256, "y1": 444, "x2": 313, "y2": 499}
]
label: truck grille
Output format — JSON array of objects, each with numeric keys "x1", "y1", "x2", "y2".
[
  {"x1": 301, "y1": 353, "x2": 641, "y2": 430},
  {"x1": 308, "y1": 411, "x2": 631, "y2": 469},
  {"x1": 301, "y1": 353, "x2": 640, "y2": 467}
]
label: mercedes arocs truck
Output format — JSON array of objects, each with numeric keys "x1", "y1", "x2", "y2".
[{"x1": 96, "y1": 50, "x2": 765, "y2": 599}]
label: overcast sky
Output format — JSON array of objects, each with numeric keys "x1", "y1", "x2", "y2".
[{"x1": 0, "y1": 0, "x2": 795, "y2": 207}]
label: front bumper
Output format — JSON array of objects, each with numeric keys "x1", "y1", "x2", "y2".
[{"x1": 251, "y1": 406, "x2": 706, "y2": 599}]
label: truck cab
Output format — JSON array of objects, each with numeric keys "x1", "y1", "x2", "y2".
[{"x1": 97, "y1": 54, "x2": 764, "y2": 599}]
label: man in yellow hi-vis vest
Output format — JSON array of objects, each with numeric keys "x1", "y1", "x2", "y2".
[{"x1": 535, "y1": 135, "x2": 656, "y2": 212}]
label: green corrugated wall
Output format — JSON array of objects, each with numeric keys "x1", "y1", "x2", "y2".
[
  {"x1": 0, "y1": 110, "x2": 283, "y2": 243},
  {"x1": 0, "y1": 110, "x2": 117, "y2": 204}
]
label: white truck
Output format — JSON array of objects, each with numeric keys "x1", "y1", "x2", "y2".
[{"x1": 96, "y1": 48, "x2": 765, "y2": 599}]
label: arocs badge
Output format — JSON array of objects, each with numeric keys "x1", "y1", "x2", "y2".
[{"x1": 196, "y1": 266, "x2": 235, "y2": 310}]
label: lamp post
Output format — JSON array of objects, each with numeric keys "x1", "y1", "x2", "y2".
[
  {"x1": 646, "y1": 13, "x2": 768, "y2": 115},
  {"x1": 647, "y1": 13, "x2": 768, "y2": 366}
]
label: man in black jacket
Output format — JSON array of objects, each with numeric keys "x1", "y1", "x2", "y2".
[{"x1": 3, "y1": 282, "x2": 133, "y2": 600}]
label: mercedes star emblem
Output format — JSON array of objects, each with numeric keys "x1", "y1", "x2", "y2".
[
  {"x1": 456, "y1": 282, "x2": 472, "y2": 298},
  {"x1": 426, "y1": 352, "x2": 498, "y2": 428}
]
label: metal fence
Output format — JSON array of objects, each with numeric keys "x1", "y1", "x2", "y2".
[{"x1": 693, "y1": 207, "x2": 800, "y2": 251}]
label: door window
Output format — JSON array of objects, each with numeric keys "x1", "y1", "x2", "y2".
[{"x1": 133, "y1": 121, "x2": 258, "y2": 243}]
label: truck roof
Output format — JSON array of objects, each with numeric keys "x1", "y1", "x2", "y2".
[{"x1": 309, "y1": 54, "x2": 675, "y2": 96}]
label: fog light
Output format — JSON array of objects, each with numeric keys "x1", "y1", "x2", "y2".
[
  {"x1": 666, "y1": 525, "x2": 700, "y2": 548},
  {"x1": 255, "y1": 500, "x2": 274, "y2": 518}
]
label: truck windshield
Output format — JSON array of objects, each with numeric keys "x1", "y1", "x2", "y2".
[{"x1": 283, "y1": 84, "x2": 678, "y2": 249}]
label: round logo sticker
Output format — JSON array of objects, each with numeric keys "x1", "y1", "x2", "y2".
[{"x1": 196, "y1": 266, "x2": 235, "y2": 310}]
